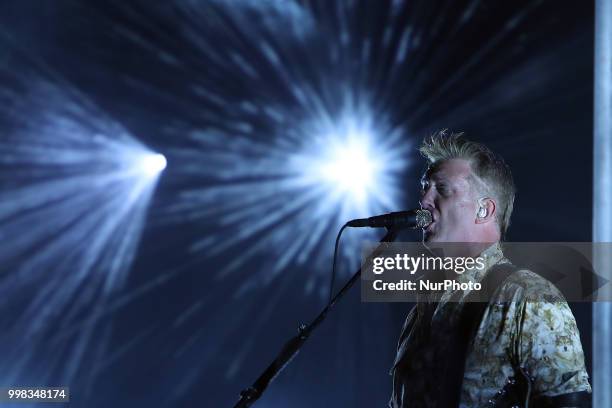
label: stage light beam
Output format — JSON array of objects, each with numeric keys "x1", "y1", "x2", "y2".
[{"x1": 0, "y1": 73, "x2": 167, "y2": 391}]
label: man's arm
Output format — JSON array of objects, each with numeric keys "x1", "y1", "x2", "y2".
[{"x1": 516, "y1": 299, "x2": 592, "y2": 406}]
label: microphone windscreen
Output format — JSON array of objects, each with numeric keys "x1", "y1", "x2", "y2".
[{"x1": 415, "y1": 209, "x2": 433, "y2": 228}]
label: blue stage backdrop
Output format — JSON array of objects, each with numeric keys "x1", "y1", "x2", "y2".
[{"x1": 0, "y1": 1, "x2": 594, "y2": 407}]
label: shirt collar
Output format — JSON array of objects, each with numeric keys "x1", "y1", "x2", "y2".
[{"x1": 455, "y1": 242, "x2": 505, "y2": 285}]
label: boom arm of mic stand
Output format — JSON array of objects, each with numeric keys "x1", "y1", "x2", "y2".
[{"x1": 232, "y1": 228, "x2": 399, "y2": 408}]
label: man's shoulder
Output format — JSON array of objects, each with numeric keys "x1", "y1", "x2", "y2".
[{"x1": 495, "y1": 267, "x2": 566, "y2": 303}]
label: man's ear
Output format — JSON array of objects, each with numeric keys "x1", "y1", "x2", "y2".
[{"x1": 475, "y1": 197, "x2": 496, "y2": 224}]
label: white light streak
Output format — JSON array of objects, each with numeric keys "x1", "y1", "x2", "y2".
[{"x1": 0, "y1": 77, "x2": 164, "y2": 389}]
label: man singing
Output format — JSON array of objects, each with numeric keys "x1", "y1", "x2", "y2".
[{"x1": 389, "y1": 131, "x2": 592, "y2": 407}]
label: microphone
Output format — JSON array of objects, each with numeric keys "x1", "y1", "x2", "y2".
[{"x1": 347, "y1": 209, "x2": 432, "y2": 229}]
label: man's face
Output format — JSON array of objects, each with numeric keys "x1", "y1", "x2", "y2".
[{"x1": 420, "y1": 159, "x2": 480, "y2": 243}]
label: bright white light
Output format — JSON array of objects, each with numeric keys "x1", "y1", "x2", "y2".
[
  {"x1": 297, "y1": 115, "x2": 399, "y2": 217},
  {"x1": 138, "y1": 153, "x2": 167, "y2": 176},
  {"x1": 320, "y1": 139, "x2": 376, "y2": 201}
]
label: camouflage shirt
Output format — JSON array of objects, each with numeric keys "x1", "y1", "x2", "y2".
[{"x1": 389, "y1": 243, "x2": 591, "y2": 407}]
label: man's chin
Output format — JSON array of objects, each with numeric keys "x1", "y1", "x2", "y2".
[{"x1": 423, "y1": 230, "x2": 450, "y2": 243}]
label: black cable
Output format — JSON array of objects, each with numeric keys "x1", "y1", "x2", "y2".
[{"x1": 328, "y1": 223, "x2": 348, "y2": 306}]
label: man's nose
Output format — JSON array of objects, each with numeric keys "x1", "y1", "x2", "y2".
[{"x1": 419, "y1": 189, "x2": 435, "y2": 210}]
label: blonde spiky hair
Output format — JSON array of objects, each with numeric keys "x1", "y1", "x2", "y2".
[{"x1": 420, "y1": 129, "x2": 516, "y2": 238}]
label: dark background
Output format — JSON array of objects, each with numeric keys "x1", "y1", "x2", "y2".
[{"x1": 0, "y1": 1, "x2": 594, "y2": 407}]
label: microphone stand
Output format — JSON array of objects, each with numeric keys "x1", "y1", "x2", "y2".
[{"x1": 232, "y1": 227, "x2": 399, "y2": 408}]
